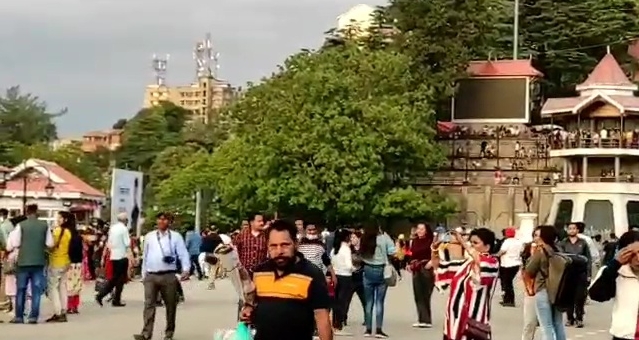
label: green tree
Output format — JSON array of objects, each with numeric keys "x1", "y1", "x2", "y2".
[
  {"x1": 159, "y1": 42, "x2": 454, "y2": 226},
  {"x1": 0, "y1": 86, "x2": 64, "y2": 145},
  {"x1": 384, "y1": 0, "x2": 504, "y2": 119},
  {"x1": 497, "y1": 0, "x2": 639, "y2": 98},
  {"x1": 115, "y1": 102, "x2": 189, "y2": 173}
]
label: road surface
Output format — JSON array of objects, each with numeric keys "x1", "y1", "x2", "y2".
[{"x1": 2, "y1": 275, "x2": 612, "y2": 340}]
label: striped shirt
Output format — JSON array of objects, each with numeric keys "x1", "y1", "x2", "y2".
[
  {"x1": 435, "y1": 250, "x2": 499, "y2": 340},
  {"x1": 298, "y1": 238, "x2": 330, "y2": 274}
]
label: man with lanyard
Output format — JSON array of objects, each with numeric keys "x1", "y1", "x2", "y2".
[{"x1": 134, "y1": 212, "x2": 190, "y2": 340}]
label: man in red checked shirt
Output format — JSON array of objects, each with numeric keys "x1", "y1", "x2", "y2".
[{"x1": 233, "y1": 213, "x2": 268, "y2": 315}]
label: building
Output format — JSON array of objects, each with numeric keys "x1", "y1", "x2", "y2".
[
  {"x1": 0, "y1": 159, "x2": 106, "y2": 224},
  {"x1": 142, "y1": 34, "x2": 236, "y2": 123},
  {"x1": 428, "y1": 59, "x2": 559, "y2": 229},
  {"x1": 51, "y1": 138, "x2": 82, "y2": 150},
  {"x1": 81, "y1": 129, "x2": 123, "y2": 152},
  {"x1": 143, "y1": 77, "x2": 234, "y2": 123},
  {"x1": 542, "y1": 49, "x2": 639, "y2": 236}
]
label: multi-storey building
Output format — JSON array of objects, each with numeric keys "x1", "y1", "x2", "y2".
[
  {"x1": 81, "y1": 129, "x2": 123, "y2": 152},
  {"x1": 542, "y1": 50, "x2": 639, "y2": 236},
  {"x1": 143, "y1": 76, "x2": 235, "y2": 123},
  {"x1": 142, "y1": 34, "x2": 236, "y2": 123}
]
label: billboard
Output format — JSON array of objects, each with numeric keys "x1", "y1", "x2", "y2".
[
  {"x1": 110, "y1": 168, "x2": 144, "y2": 236},
  {"x1": 452, "y1": 78, "x2": 530, "y2": 122}
]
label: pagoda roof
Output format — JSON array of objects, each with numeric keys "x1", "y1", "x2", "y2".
[
  {"x1": 467, "y1": 59, "x2": 542, "y2": 78},
  {"x1": 576, "y1": 51, "x2": 634, "y2": 90}
]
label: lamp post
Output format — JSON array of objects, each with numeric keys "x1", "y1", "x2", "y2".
[
  {"x1": 0, "y1": 166, "x2": 11, "y2": 197},
  {"x1": 21, "y1": 166, "x2": 55, "y2": 213}
]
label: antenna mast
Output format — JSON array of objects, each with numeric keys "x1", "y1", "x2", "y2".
[
  {"x1": 193, "y1": 33, "x2": 220, "y2": 79},
  {"x1": 152, "y1": 54, "x2": 169, "y2": 86}
]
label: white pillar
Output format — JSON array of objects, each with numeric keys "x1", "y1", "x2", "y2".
[{"x1": 516, "y1": 213, "x2": 537, "y2": 243}]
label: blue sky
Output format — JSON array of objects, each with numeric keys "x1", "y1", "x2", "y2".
[{"x1": 0, "y1": 0, "x2": 385, "y2": 137}]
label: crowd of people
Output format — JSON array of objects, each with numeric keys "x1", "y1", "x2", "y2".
[{"x1": 2, "y1": 203, "x2": 639, "y2": 340}]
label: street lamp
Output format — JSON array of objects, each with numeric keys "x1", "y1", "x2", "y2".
[
  {"x1": 0, "y1": 166, "x2": 11, "y2": 196},
  {"x1": 21, "y1": 166, "x2": 55, "y2": 213}
]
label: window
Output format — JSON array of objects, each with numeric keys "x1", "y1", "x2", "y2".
[
  {"x1": 627, "y1": 201, "x2": 639, "y2": 228},
  {"x1": 554, "y1": 200, "x2": 573, "y2": 230},
  {"x1": 584, "y1": 200, "x2": 614, "y2": 235}
]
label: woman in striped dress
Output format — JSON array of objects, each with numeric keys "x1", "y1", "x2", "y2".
[{"x1": 431, "y1": 228, "x2": 499, "y2": 340}]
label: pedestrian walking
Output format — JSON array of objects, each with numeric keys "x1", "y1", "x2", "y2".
[
  {"x1": 133, "y1": 212, "x2": 190, "y2": 340},
  {"x1": 95, "y1": 213, "x2": 130, "y2": 307},
  {"x1": 6, "y1": 204, "x2": 53, "y2": 324}
]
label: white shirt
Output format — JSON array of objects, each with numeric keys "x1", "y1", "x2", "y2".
[
  {"x1": 6, "y1": 223, "x2": 54, "y2": 251},
  {"x1": 330, "y1": 243, "x2": 353, "y2": 276},
  {"x1": 578, "y1": 233, "x2": 600, "y2": 264},
  {"x1": 219, "y1": 234, "x2": 232, "y2": 245},
  {"x1": 499, "y1": 238, "x2": 523, "y2": 268},
  {"x1": 108, "y1": 222, "x2": 131, "y2": 260}
]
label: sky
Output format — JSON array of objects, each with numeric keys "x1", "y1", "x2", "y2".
[{"x1": 0, "y1": 0, "x2": 386, "y2": 137}]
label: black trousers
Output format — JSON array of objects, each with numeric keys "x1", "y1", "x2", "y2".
[
  {"x1": 344, "y1": 271, "x2": 365, "y2": 324},
  {"x1": 566, "y1": 278, "x2": 588, "y2": 322},
  {"x1": 189, "y1": 255, "x2": 203, "y2": 278},
  {"x1": 333, "y1": 275, "x2": 353, "y2": 329},
  {"x1": 98, "y1": 258, "x2": 128, "y2": 303},
  {"x1": 499, "y1": 266, "x2": 519, "y2": 304},
  {"x1": 412, "y1": 268, "x2": 435, "y2": 324}
]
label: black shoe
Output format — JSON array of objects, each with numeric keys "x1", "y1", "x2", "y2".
[
  {"x1": 27, "y1": 319, "x2": 38, "y2": 324},
  {"x1": 565, "y1": 320, "x2": 575, "y2": 327},
  {"x1": 95, "y1": 295, "x2": 104, "y2": 307},
  {"x1": 375, "y1": 329, "x2": 389, "y2": 338},
  {"x1": 576, "y1": 320, "x2": 584, "y2": 328},
  {"x1": 133, "y1": 334, "x2": 150, "y2": 340},
  {"x1": 9, "y1": 318, "x2": 24, "y2": 324},
  {"x1": 112, "y1": 302, "x2": 126, "y2": 307}
]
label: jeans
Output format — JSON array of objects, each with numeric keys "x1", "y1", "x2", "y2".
[
  {"x1": 363, "y1": 264, "x2": 388, "y2": 331},
  {"x1": 47, "y1": 266, "x2": 69, "y2": 315},
  {"x1": 535, "y1": 289, "x2": 566, "y2": 340},
  {"x1": 566, "y1": 278, "x2": 587, "y2": 322},
  {"x1": 15, "y1": 265, "x2": 46, "y2": 322},
  {"x1": 522, "y1": 295, "x2": 538, "y2": 340}
]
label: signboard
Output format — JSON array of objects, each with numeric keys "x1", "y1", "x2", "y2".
[
  {"x1": 452, "y1": 78, "x2": 530, "y2": 122},
  {"x1": 110, "y1": 168, "x2": 144, "y2": 236}
]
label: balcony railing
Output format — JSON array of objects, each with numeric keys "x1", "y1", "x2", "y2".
[
  {"x1": 549, "y1": 137, "x2": 639, "y2": 150},
  {"x1": 560, "y1": 175, "x2": 636, "y2": 183}
]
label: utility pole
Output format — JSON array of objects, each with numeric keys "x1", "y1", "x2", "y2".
[{"x1": 513, "y1": 0, "x2": 519, "y2": 59}]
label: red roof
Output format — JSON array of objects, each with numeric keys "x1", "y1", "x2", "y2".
[
  {"x1": 467, "y1": 60, "x2": 542, "y2": 78},
  {"x1": 5, "y1": 159, "x2": 104, "y2": 198},
  {"x1": 577, "y1": 52, "x2": 633, "y2": 88}
]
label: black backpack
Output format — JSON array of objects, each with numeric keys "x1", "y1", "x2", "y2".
[{"x1": 548, "y1": 252, "x2": 588, "y2": 311}]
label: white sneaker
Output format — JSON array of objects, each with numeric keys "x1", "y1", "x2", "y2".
[
  {"x1": 333, "y1": 329, "x2": 352, "y2": 336},
  {"x1": 412, "y1": 323, "x2": 430, "y2": 328}
]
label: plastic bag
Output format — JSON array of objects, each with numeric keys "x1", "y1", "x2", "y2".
[{"x1": 214, "y1": 322, "x2": 253, "y2": 340}]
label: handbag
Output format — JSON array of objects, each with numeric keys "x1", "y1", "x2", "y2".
[
  {"x1": 463, "y1": 317, "x2": 492, "y2": 340},
  {"x1": 383, "y1": 263, "x2": 398, "y2": 287}
]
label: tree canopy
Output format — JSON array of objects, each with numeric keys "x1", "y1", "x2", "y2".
[
  {"x1": 496, "y1": 0, "x2": 639, "y2": 98},
  {"x1": 157, "y1": 42, "x2": 455, "y2": 226}
]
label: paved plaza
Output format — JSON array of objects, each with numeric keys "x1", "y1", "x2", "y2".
[{"x1": 2, "y1": 275, "x2": 612, "y2": 340}]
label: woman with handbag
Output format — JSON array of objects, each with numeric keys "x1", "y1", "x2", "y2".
[
  {"x1": 45, "y1": 211, "x2": 74, "y2": 323},
  {"x1": 431, "y1": 228, "x2": 499, "y2": 340},
  {"x1": 359, "y1": 225, "x2": 396, "y2": 338}
]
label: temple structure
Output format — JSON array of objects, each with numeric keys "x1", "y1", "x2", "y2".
[
  {"x1": 430, "y1": 60, "x2": 560, "y2": 228},
  {"x1": 542, "y1": 49, "x2": 639, "y2": 235}
]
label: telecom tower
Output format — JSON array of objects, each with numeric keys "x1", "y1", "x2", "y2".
[
  {"x1": 193, "y1": 33, "x2": 220, "y2": 79},
  {"x1": 152, "y1": 54, "x2": 169, "y2": 86}
]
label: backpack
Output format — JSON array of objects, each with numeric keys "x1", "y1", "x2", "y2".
[{"x1": 546, "y1": 251, "x2": 588, "y2": 311}]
